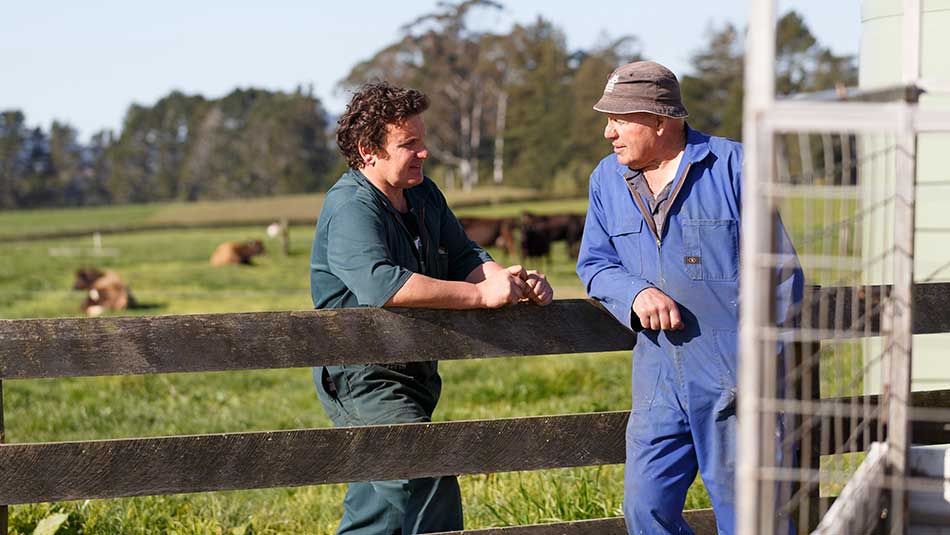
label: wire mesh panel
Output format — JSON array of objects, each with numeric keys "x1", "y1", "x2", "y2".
[
  {"x1": 772, "y1": 127, "x2": 912, "y2": 534},
  {"x1": 740, "y1": 121, "x2": 950, "y2": 533},
  {"x1": 738, "y1": 1, "x2": 950, "y2": 532},
  {"x1": 738, "y1": 95, "x2": 950, "y2": 535}
]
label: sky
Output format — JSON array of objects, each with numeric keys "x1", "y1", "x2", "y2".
[{"x1": 2, "y1": 1, "x2": 861, "y2": 141}]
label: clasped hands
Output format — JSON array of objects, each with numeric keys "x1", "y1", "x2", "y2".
[{"x1": 477, "y1": 265, "x2": 553, "y2": 308}]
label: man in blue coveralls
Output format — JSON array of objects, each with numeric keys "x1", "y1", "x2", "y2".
[
  {"x1": 310, "y1": 82, "x2": 554, "y2": 535},
  {"x1": 577, "y1": 61, "x2": 803, "y2": 534}
]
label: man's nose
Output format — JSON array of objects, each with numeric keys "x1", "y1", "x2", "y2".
[
  {"x1": 417, "y1": 144, "x2": 429, "y2": 160},
  {"x1": 604, "y1": 122, "x2": 617, "y2": 139}
]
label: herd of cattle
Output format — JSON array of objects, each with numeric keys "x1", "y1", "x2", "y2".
[
  {"x1": 458, "y1": 212, "x2": 586, "y2": 260},
  {"x1": 72, "y1": 212, "x2": 585, "y2": 316}
]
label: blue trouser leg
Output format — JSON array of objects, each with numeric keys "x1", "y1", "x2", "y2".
[
  {"x1": 314, "y1": 364, "x2": 464, "y2": 535},
  {"x1": 684, "y1": 331, "x2": 796, "y2": 535},
  {"x1": 624, "y1": 346, "x2": 698, "y2": 535},
  {"x1": 679, "y1": 332, "x2": 738, "y2": 535}
]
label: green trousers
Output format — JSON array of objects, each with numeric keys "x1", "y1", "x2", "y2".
[{"x1": 314, "y1": 363, "x2": 464, "y2": 535}]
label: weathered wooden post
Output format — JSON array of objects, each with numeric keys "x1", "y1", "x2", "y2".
[
  {"x1": 1, "y1": 380, "x2": 7, "y2": 534},
  {"x1": 280, "y1": 217, "x2": 290, "y2": 257}
]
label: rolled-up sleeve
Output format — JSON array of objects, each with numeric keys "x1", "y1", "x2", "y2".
[
  {"x1": 326, "y1": 202, "x2": 413, "y2": 307},
  {"x1": 576, "y1": 167, "x2": 655, "y2": 331}
]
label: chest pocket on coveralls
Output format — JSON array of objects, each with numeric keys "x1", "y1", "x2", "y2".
[
  {"x1": 608, "y1": 219, "x2": 643, "y2": 276},
  {"x1": 681, "y1": 219, "x2": 739, "y2": 281}
]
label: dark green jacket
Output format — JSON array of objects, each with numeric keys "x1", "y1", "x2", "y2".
[{"x1": 310, "y1": 168, "x2": 492, "y2": 310}]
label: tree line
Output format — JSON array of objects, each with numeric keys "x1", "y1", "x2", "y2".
[
  {"x1": 0, "y1": 1, "x2": 855, "y2": 210},
  {"x1": 0, "y1": 88, "x2": 335, "y2": 209}
]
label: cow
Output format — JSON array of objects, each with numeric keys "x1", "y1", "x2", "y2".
[
  {"x1": 73, "y1": 268, "x2": 135, "y2": 316},
  {"x1": 210, "y1": 240, "x2": 265, "y2": 266},
  {"x1": 457, "y1": 217, "x2": 519, "y2": 258},
  {"x1": 519, "y1": 212, "x2": 586, "y2": 260}
]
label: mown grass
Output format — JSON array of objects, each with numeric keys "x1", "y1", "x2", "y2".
[
  {"x1": 0, "y1": 186, "x2": 541, "y2": 240},
  {"x1": 0, "y1": 203, "x2": 162, "y2": 239},
  {"x1": 0, "y1": 212, "x2": 714, "y2": 534},
  {"x1": 1, "y1": 192, "x2": 863, "y2": 533}
]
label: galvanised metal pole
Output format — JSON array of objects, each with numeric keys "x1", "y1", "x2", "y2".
[
  {"x1": 738, "y1": 0, "x2": 777, "y2": 534},
  {"x1": 885, "y1": 3, "x2": 920, "y2": 532}
]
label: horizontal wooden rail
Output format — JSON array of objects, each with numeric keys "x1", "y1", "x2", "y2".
[
  {"x1": 3, "y1": 283, "x2": 948, "y2": 381},
  {"x1": 0, "y1": 411, "x2": 628, "y2": 504},
  {"x1": 3, "y1": 386, "x2": 945, "y2": 506},
  {"x1": 801, "y1": 282, "x2": 950, "y2": 335},
  {"x1": 0, "y1": 282, "x2": 946, "y2": 531},
  {"x1": 808, "y1": 389, "x2": 950, "y2": 452},
  {"x1": 0, "y1": 299, "x2": 635, "y2": 380},
  {"x1": 432, "y1": 509, "x2": 717, "y2": 535}
]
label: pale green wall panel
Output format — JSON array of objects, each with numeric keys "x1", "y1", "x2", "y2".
[{"x1": 860, "y1": 0, "x2": 950, "y2": 392}]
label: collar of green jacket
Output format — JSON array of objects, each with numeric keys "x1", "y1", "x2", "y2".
[{"x1": 342, "y1": 167, "x2": 433, "y2": 215}]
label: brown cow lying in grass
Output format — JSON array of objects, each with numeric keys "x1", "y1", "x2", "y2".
[
  {"x1": 73, "y1": 268, "x2": 136, "y2": 316},
  {"x1": 210, "y1": 240, "x2": 265, "y2": 266}
]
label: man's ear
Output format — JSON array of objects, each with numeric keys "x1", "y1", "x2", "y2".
[{"x1": 357, "y1": 143, "x2": 375, "y2": 167}]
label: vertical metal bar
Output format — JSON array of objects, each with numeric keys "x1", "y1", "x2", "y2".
[
  {"x1": 798, "y1": 133, "x2": 814, "y2": 185},
  {"x1": 903, "y1": 0, "x2": 922, "y2": 85},
  {"x1": 886, "y1": 111, "x2": 917, "y2": 535},
  {"x1": 739, "y1": 1, "x2": 776, "y2": 533},
  {"x1": 776, "y1": 134, "x2": 791, "y2": 185},
  {"x1": 807, "y1": 339, "x2": 821, "y2": 533}
]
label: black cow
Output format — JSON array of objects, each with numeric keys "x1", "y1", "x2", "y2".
[{"x1": 519, "y1": 212, "x2": 586, "y2": 260}]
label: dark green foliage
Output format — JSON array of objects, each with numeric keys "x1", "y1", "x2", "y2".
[
  {"x1": 681, "y1": 23, "x2": 745, "y2": 141},
  {"x1": 0, "y1": 6, "x2": 855, "y2": 209},
  {"x1": 502, "y1": 20, "x2": 574, "y2": 188},
  {"x1": 682, "y1": 11, "x2": 857, "y2": 141},
  {"x1": 1, "y1": 88, "x2": 338, "y2": 210},
  {"x1": 105, "y1": 88, "x2": 337, "y2": 204},
  {"x1": 338, "y1": 1, "x2": 637, "y2": 192}
]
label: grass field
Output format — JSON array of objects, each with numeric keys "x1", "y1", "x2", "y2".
[
  {"x1": 0, "y1": 186, "x2": 544, "y2": 241},
  {"x1": 0, "y1": 190, "x2": 866, "y2": 534},
  {"x1": 0, "y1": 195, "x2": 717, "y2": 534}
]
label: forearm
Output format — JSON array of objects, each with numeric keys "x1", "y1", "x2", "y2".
[
  {"x1": 464, "y1": 261, "x2": 505, "y2": 283},
  {"x1": 588, "y1": 268, "x2": 656, "y2": 330},
  {"x1": 385, "y1": 272, "x2": 484, "y2": 309}
]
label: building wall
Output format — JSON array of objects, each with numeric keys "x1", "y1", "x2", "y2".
[{"x1": 860, "y1": 0, "x2": 950, "y2": 392}]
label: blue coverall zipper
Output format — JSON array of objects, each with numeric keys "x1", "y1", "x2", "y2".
[{"x1": 629, "y1": 162, "x2": 693, "y2": 289}]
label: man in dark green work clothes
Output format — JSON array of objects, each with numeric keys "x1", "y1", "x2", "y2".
[{"x1": 310, "y1": 82, "x2": 554, "y2": 535}]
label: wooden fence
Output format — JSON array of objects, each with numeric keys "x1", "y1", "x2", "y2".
[{"x1": 0, "y1": 283, "x2": 948, "y2": 534}]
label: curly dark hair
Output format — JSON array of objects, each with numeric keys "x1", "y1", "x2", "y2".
[{"x1": 336, "y1": 82, "x2": 430, "y2": 169}]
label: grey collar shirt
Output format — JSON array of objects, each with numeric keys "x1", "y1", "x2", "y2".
[{"x1": 624, "y1": 169, "x2": 674, "y2": 239}]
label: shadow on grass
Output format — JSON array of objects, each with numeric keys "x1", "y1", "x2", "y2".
[{"x1": 130, "y1": 301, "x2": 165, "y2": 311}]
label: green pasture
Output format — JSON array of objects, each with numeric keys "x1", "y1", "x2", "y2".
[
  {"x1": 0, "y1": 186, "x2": 541, "y2": 240},
  {"x1": 0, "y1": 192, "x2": 864, "y2": 534},
  {"x1": 0, "y1": 211, "x2": 710, "y2": 534},
  {"x1": 454, "y1": 198, "x2": 588, "y2": 218}
]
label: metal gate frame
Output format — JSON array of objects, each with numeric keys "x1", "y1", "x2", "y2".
[{"x1": 737, "y1": 1, "x2": 950, "y2": 533}]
